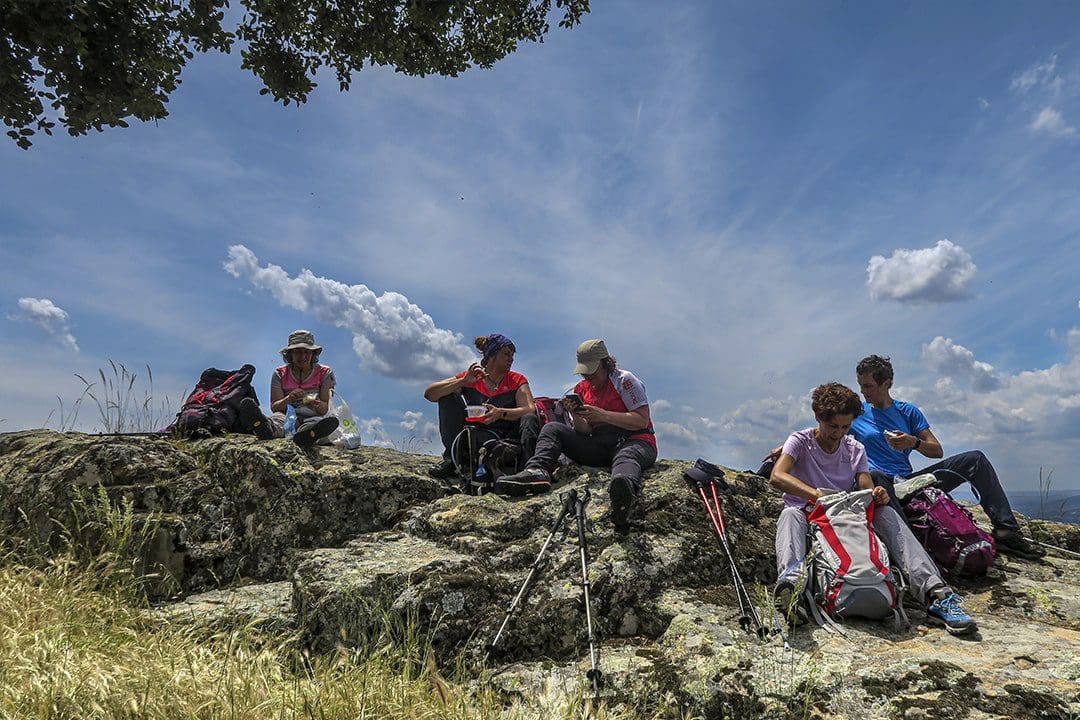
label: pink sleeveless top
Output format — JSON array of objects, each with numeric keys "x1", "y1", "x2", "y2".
[{"x1": 276, "y1": 364, "x2": 331, "y2": 392}]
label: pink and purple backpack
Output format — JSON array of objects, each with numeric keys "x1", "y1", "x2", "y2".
[{"x1": 902, "y1": 486, "x2": 996, "y2": 577}]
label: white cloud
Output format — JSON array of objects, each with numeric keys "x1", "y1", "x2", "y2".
[
  {"x1": 866, "y1": 239, "x2": 977, "y2": 303},
  {"x1": 650, "y1": 398, "x2": 673, "y2": 414},
  {"x1": 1030, "y1": 107, "x2": 1076, "y2": 137},
  {"x1": 716, "y1": 395, "x2": 810, "y2": 449},
  {"x1": 358, "y1": 417, "x2": 394, "y2": 448},
  {"x1": 8, "y1": 297, "x2": 79, "y2": 352},
  {"x1": 223, "y1": 245, "x2": 475, "y2": 381},
  {"x1": 1009, "y1": 55, "x2": 1075, "y2": 139},
  {"x1": 922, "y1": 337, "x2": 1002, "y2": 392},
  {"x1": 1010, "y1": 54, "x2": 1060, "y2": 94},
  {"x1": 978, "y1": 97, "x2": 991, "y2": 110},
  {"x1": 1068, "y1": 328, "x2": 1080, "y2": 357},
  {"x1": 655, "y1": 394, "x2": 808, "y2": 465},
  {"x1": 399, "y1": 409, "x2": 437, "y2": 441},
  {"x1": 909, "y1": 335, "x2": 1080, "y2": 449}
]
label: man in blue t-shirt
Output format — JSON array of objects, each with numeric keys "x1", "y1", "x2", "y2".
[{"x1": 850, "y1": 355, "x2": 1044, "y2": 560}]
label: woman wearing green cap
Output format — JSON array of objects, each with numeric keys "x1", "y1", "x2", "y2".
[{"x1": 495, "y1": 339, "x2": 657, "y2": 533}]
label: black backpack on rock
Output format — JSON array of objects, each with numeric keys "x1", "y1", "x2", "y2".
[
  {"x1": 451, "y1": 427, "x2": 525, "y2": 495},
  {"x1": 167, "y1": 364, "x2": 259, "y2": 438}
]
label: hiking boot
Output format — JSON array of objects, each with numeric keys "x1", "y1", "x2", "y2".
[
  {"x1": 425, "y1": 459, "x2": 455, "y2": 481},
  {"x1": 773, "y1": 581, "x2": 808, "y2": 628},
  {"x1": 428, "y1": 458, "x2": 458, "y2": 480},
  {"x1": 494, "y1": 468, "x2": 552, "y2": 497},
  {"x1": 609, "y1": 476, "x2": 637, "y2": 533},
  {"x1": 293, "y1": 416, "x2": 339, "y2": 448},
  {"x1": 993, "y1": 528, "x2": 1046, "y2": 560},
  {"x1": 926, "y1": 592, "x2": 978, "y2": 635},
  {"x1": 240, "y1": 398, "x2": 274, "y2": 440}
]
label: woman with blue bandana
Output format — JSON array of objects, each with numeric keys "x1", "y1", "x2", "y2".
[{"x1": 424, "y1": 333, "x2": 539, "y2": 480}]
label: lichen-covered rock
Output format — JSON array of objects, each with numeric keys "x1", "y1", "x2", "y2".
[
  {"x1": 290, "y1": 459, "x2": 1080, "y2": 718},
  {"x1": 155, "y1": 581, "x2": 295, "y2": 634},
  {"x1": 3, "y1": 429, "x2": 1077, "y2": 718},
  {"x1": 0, "y1": 430, "x2": 443, "y2": 592}
]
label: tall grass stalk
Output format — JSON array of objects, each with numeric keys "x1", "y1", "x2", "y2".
[
  {"x1": 42, "y1": 384, "x2": 93, "y2": 432},
  {"x1": 1037, "y1": 467, "x2": 1054, "y2": 520},
  {"x1": 71, "y1": 360, "x2": 176, "y2": 433},
  {"x1": 60, "y1": 485, "x2": 168, "y2": 600}
]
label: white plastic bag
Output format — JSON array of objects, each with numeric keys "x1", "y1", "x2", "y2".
[
  {"x1": 283, "y1": 405, "x2": 297, "y2": 438},
  {"x1": 328, "y1": 394, "x2": 361, "y2": 449}
]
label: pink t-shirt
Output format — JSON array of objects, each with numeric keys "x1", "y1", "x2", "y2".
[{"x1": 780, "y1": 428, "x2": 868, "y2": 508}]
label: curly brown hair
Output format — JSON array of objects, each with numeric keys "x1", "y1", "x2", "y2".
[
  {"x1": 811, "y1": 383, "x2": 864, "y2": 420},
  {"x1": 856, "y1": 355, "x2": 893, "y2": 385}
]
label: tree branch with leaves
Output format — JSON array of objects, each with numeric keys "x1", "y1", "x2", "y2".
[{"x1": 1, "y1": 0, "x2": 589, "y2": 149}]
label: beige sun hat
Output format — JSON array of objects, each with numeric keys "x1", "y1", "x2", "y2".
[
  {"x1": 573, "y1": 339, "x2": 609, "y2": 375},
  {"x1": 279, "y1": 329, "x2": 322, "y2": 354}
]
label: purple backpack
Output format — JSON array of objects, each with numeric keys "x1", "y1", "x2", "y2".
[{"x1": 902, "y1": 486, "x2": 996, "y2": 577}]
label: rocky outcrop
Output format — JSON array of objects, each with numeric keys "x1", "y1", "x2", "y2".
[
  {"x1": 0, "y1": 430, "x2": 442, "y2": 591},
  {"x1": 2, "y1": 429, "x2": 1078, "y2": 719}
]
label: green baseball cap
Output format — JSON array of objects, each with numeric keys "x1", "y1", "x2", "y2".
[{"x1": 573, "y1": 339, "x2": 609, "y2": 375}]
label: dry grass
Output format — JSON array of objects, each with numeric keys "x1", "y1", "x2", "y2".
[
  {"x1": 0, "y1": 554, "x2": 670, "y2": 720},
  {"x1": 0, "y1": 489, "x2": 660, "y2": 720},
  {"x1": 44, "y1": 360, "x2": 177, "y2": 433}
]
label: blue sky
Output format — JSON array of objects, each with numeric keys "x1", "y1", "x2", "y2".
[{"x1": 2, "y1": 3, "x2": 1079, "y2": 491}]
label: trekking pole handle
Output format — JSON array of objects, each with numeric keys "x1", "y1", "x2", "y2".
[{"x1": 553, "y1": 490, "x2": 578, "y2": 531}]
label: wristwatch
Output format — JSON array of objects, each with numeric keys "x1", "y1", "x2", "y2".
[{"x1": 913, "y1": 437, "x2": 922, "y2": 450}]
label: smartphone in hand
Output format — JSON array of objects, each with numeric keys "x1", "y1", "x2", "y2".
[{"x1": 564, "y1": 392, "x2": 583, "y2": 409}]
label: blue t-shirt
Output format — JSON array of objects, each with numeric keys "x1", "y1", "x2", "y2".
[{"x1": 848, "y1": 400, "x2": 930, "y2": 477}]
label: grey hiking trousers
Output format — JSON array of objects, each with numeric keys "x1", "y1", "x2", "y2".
[{"x1": 775, "y1": 504, "x2": 948, "y2": 605}]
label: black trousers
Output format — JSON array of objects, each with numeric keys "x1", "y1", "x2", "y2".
[
  {"x1": 436, "y1": 394, "x2": 539, "y2": 460},
  {"x1": 870, "y1": 450, "x2": 1020, "y2": 531},
  {"x1": 526, "y1": 422, "x2": 657, "y2": 491}
]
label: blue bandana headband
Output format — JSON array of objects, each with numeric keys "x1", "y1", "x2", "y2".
[{"x1": 482, "y1": 333, "x2": 515, "y2": 364}]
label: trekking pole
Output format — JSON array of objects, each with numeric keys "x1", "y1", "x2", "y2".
[
  {"x1": 692, "y1": 476, "x2": 767, "y2": 638},
  {"x1": 573, "y1": 488, "x2": 602, "y2": 697},
  {"x1": 487, "y1": 490, "x2": 578, "y2": 655},
  {"x1": 972, "y1": 521, "x2": 1080, "y2": 559}
]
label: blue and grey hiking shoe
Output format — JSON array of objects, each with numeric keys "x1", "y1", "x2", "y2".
[{"x1": 926, "y1": 592, "x2": 977, "y2": 635}]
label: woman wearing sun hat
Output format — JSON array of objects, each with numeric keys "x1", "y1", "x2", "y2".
[{"x1": 240, "y1": 329, "x2": 339, "y2": 447}]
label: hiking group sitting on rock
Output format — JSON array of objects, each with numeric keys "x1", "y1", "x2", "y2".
[{"x1": 213, "y1": 328, "x2": 1045, "y2": 638}]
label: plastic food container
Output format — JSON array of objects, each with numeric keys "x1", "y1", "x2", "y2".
[{"x1": 465, "y1": 405, "x2": 486, "y2": 418}]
